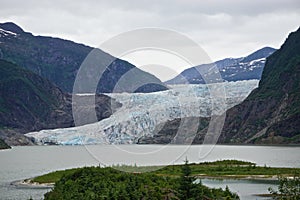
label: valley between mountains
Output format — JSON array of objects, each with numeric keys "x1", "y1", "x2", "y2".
[{"x1": 0, "y1": 22, "x2": 299, "y2": 147}]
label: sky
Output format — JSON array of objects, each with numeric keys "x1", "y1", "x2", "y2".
[{"x1": 1, "y1": 0, "x2": 300, "y2": 80}]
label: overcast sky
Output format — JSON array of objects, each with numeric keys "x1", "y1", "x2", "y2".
[{"x1": 1, "y1": 0, "x2": 300, "y2": 80}]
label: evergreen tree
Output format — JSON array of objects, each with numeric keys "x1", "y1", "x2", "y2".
[
  {"x1": 178, "y1": 158, "x2": 195, "y2": 199},
  {"x1": 269, "y1": 174, "x2": 300, "y2": 199}
]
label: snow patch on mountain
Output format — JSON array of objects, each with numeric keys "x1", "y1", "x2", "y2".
[
  {"x1": 26, "y1": 80, "x2": 259, "y2": 145},
  {"x1": 166, "y1": 47, "x2": 276, "y2": 84},
  {"x1": 0, "y1": 28, "x2": 17, "y2": 37}
]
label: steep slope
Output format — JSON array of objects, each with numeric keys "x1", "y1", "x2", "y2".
[
  {"x1": 0, "y1": 22, "x2": 167, "y2": 93},
  {"x1": 0, "y1": 59, "x2": 120, "y2": 145},
  {"x1": 166, "y1": 47, "x2": 275, "y2": 84},
  {"x1": 139, "y1": 30, "x2": 299, "y2": 145},
  {"x1": 219, "y1": 27, "x2": 300, "y2": 144}
]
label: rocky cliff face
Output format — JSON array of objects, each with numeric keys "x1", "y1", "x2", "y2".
[
  {"x1": 219, "y1": 27, "x2": 300, "y2": 144},
  {"x1": 141, "y1": 28, "x2": 300, "y2": 145},
  {"x1": 0, "y1": 22, "x2": 167, "y2": 93},
  {"x1": 0, "y1": 60, "x2": 121, "y2": 145}
]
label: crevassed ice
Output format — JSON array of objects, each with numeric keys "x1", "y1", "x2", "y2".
[{"x1": 25, "y1": 80, "x2": 259, "y2": 145}]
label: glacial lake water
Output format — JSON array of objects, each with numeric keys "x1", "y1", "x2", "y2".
[{"x1": 0, "y1": 145, "x2": 299, "y2": 200}]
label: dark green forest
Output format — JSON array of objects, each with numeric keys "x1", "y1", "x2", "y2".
[
  {"x1": 44, "y1": 160, "x2": 239, "y2": 200},
  {"x1": 0, "y1": 138, "x2": 10, "y2": 149}
]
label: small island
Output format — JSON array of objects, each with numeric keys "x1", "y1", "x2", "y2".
[{"x1": 28, "y1": 160, "x2": 300, "y2": 200}]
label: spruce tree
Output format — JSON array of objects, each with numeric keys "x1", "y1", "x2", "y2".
[{"x1": 179, "y1": 158, "x2": 195, "y2": 199}]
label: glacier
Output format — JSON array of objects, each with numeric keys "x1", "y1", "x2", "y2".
[{"x1": 25, "y1": 80, "x2": 259, "y2": 145}]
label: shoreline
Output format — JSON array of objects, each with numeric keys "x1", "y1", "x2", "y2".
[
  {"x1": 11, "y1": 175, "x2": 278, "y2": 199},
  {"x1": 195, "y1": 174, "x2": 280, "y2": 181},
  {"x1": 14, "y1": 173, "x2": 280, "y2": 189},
  {"x1": 7, "y1": 143, "x2": 300, "y2": 147},
  {"x1": 11, "y1": 179, "x2": 54, "y2": 189}
]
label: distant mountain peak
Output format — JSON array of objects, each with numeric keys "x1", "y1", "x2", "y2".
[
  {"x1": 219, "y1": 27, "x2": 300, "y2": 144},
  {"x1": 166, "y1": 46, "x2": 276, "y2": 85},
  {"x1": 0, "y1": 22, "x2": 24, "y2": 34},
  {"x1": 240, "y1": 46, "x2": 276, "y2": 63}
]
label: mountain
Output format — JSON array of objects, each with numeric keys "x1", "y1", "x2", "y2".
[
  {"x1": 135, "y1": 28, "x2": 300, "y2": 145},
  {"x1": 0, "y1": 59, "x2": 121, "y2": 145},
  {"x1": 219, "y1": 27, "x2": 300, "y2": 144},
  {"x1": 165, "y1": 47, "x2": 276, "y2": 84},
  {"x1": 0, "y1": 22, "x2": 167, "y2": 93}
]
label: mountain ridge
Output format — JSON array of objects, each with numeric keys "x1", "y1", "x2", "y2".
[
  {"x1": 0, "y1": 22, "x2": 167, "y2": 93},
  {"x1": 0, "y1": 22, "x2": 24, "y2": 34},
  {"x1": 166, "y1": 47, "x2": 276, "y2": 85},
  {"x1": 219, "y1": 27, "x2": 300, "y2": 144},
  {"x1": 0, "y1": 59, "x2": 121, "y2": 145},
  {"x1": 137, "y1": 28, "x2": 300, "y2": 145}
]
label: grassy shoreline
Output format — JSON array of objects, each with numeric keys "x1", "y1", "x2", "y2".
[{"x1": 31, "y1": 160, "x2": 300, "y2": 184}]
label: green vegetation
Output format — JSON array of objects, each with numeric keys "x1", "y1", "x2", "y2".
[
  {"x1": 43, "y1": 160, "x2": 239, "y2": 200},
  {"x1": 249, "y1": 27, "x2": 300, "y2": 115},
  {"x1": 33, "y1": 160, "x2": 300, "y2": 184},
  {"x1": 32, "y1": 168, "x2": 79, "y2": 184},
  {"x1": 34, "y1": 160, "x2": 300, "y2": 199},
  {"x1": 0, "y1": 22, "x2": 167, "y2": 93},
  {"x1": 220, "y1": 27, "x2": 300, "y2": 144},
  {"x1": 269, "y1": 174, "x2": 300, "y2": 199},
  {"x1": 0, "y1": 59, "x2": 59, "y2": 107},
  {"x1": 0, "y1": 138, "x2": 10, "y2": 149},
  {"x1": 155, "y1": 160, "x2": 299, "y2": 179},
  {"x1": 0, "y1": 59, "x2": 60, "y2": 129}
]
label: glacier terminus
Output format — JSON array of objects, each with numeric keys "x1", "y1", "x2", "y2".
[{"x1": 25, "y1": 80, "x2": 259, "y2": 145}]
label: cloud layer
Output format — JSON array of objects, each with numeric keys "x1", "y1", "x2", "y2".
[{"x1": 1, "y1": 0, "x2": 300, "y2": 78}]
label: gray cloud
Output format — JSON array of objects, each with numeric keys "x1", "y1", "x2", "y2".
[{"x1": 1, "y1": 0, "x2": 300, "y2": 62}]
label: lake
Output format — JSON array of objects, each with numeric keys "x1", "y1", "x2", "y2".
[{"x1": 0, "y1": 145, "x2": 299, "y2": 199}]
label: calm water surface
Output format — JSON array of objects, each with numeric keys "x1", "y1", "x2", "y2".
[
  {"x1": 0, "y1": 145, "x2": 299, "y2": 200},
  {"x1": 201, "y1": 178, "x2": 278, "y2": 200}
]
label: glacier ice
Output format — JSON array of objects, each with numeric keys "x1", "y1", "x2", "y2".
[{"x1": 25, "y1": 80, "x2": 259, "y2": 145}]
